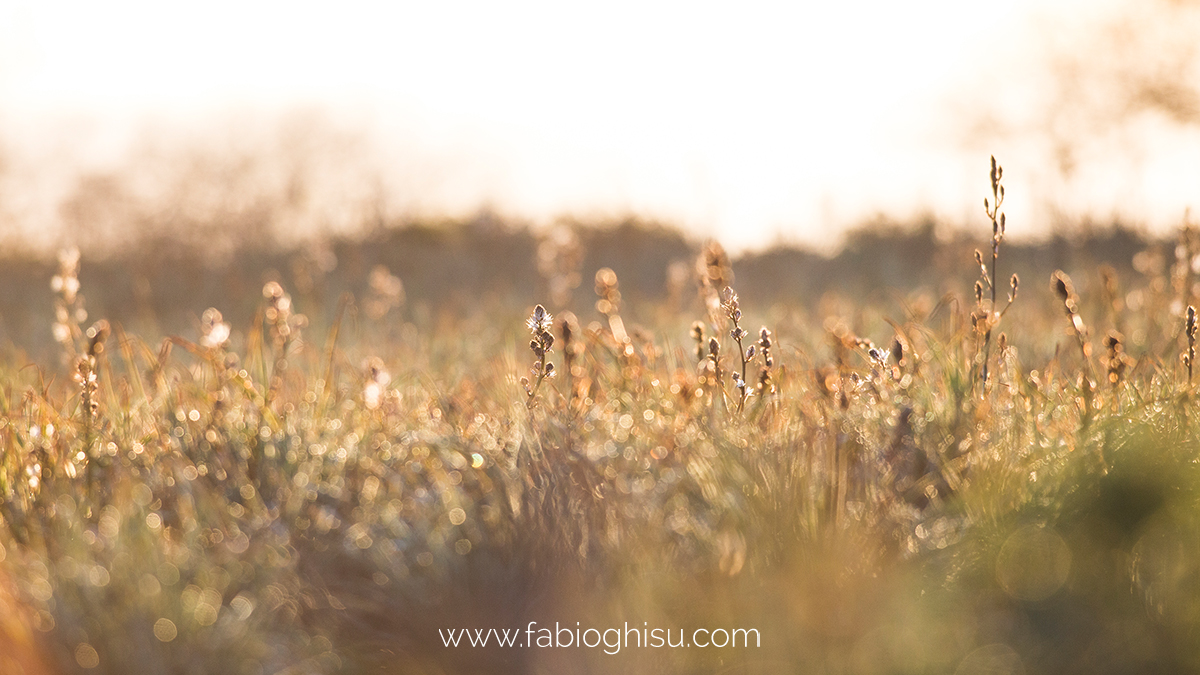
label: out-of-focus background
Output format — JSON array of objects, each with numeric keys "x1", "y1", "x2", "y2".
[
  {"x1": 1, "y1": 0, "x2": 1199, "y2": 254},
  {"x1": 1, "y1": 0, "x2": 1198, "y2": 360}
]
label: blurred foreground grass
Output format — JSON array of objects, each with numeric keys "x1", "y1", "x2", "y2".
[{"x1": 1, "y1": 212, "x2": 1200, "y2": 675}]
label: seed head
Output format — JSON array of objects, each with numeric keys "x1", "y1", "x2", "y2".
[
  {"x1": 700, "y1": 241, "x2": 734, "y2": 294},
  {"x1": 1053, "y1": 272, "x2": 1071, "y2": 304},
  {"x1": 758, "y1": 327, "x2": 775, "y2": 368},
  {"x1": 868, "y1": 347, "x2": 885, "y2": 365},
  {"x1": 692, "y1": 321, "x2": 707, "y2": 361},
  {"x1": 527, "y1": 304, "x2": 553, "y2": 334},
  {"x1": 721, "y1": 288, "x2": 743, "y2": 336}
]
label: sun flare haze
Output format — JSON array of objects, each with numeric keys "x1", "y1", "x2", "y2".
[{"x1": 2, "y1": 0, "x2": 1199, "y2": 252}]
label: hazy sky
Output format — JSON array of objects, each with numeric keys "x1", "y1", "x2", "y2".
[{"x1": 1, "y1": 0, "x2": 1198, "y2": 251}]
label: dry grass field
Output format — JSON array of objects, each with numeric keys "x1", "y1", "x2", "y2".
[{"x1": 1, "y1": 161, "x2": 1199, "y2": 674}]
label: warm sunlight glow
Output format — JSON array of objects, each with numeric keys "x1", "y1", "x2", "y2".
[{"x1": 1, "y1": 0, "x2": 1198, "y2": 251}]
